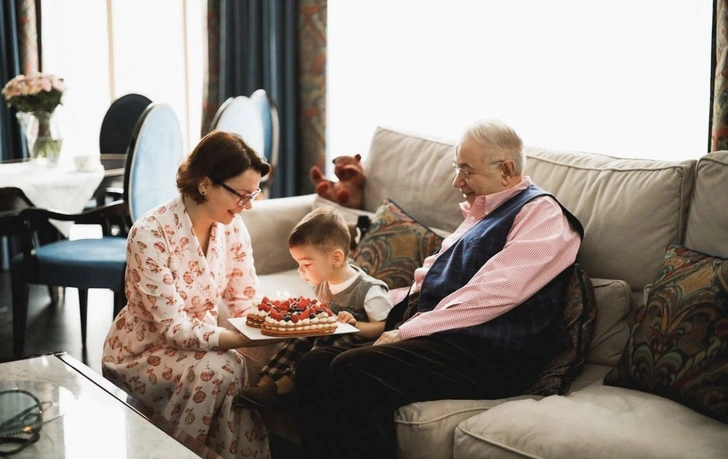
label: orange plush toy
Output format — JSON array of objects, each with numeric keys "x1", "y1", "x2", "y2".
[{"x1": 310, "y1": 154, "x2": 366, "y2": 209}]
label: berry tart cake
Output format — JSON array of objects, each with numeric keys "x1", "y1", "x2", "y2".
[{"x1": 246, "y1": 296, "x2": 338, "y2": 336}]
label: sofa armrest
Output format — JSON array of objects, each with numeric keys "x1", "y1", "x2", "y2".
[{"x1": 241, "y1": 194, "x2": 316, "y2": 275}]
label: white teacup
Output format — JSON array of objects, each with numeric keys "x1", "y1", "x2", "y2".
[{"x1": 74, "y1": 155, "x2": 99, "y2": 172}]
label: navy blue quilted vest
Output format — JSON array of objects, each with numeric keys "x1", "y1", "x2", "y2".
[{"x1": 418, "y1": 184, "x2": 584, "y2": 352}]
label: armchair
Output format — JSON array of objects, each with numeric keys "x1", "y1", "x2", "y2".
[
  {"x1": 209, "y1": 93, "x2": 277, "y2": 195},
  {"x1": 11, "y1": 102, "x2": 184, "y2": 358},
  {"x1": 93, "y1": 93, "x2": 153, "y2": 206},
  {"x1": 12, "y1": 201, "x2": 130, "y2": 357}
]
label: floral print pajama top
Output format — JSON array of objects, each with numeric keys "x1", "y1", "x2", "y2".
[{"x1": 102, "y1": 195, "x2": 269, "y2": 458}]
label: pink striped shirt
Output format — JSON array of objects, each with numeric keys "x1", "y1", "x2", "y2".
[{"x1": 398, "y1": 177, "x2": 581, "y2": 340}]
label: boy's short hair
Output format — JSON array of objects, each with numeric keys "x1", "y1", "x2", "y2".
[{"x1": 289, "y1": 206, "x2": 351, "y2": 256}]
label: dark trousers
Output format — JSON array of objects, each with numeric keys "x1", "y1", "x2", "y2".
[{"x1": 295, "y1": 333, "x2": 543, "y2": 459}]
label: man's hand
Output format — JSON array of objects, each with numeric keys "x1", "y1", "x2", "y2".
[
  {"x1": 337, "y1": 311, "x2": 357, "y2": 325},
  {"x1": 374, "y1": 329, "x2": 402, "y2": 346}
]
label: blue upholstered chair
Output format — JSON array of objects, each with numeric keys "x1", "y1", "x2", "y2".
[
  {"x1": 249, "y1": 89, "x2": 280, "y2": 176},
  {"x1": 93, "y1": 93, "x2": 153, "y2": 206},
  {"x1": 1, "y1": 187, "x2": 60, "y2": 301},
  {"x1": 0, "y1": 187, "x2": 35, "y2": 255},
  {"x1": 210, "y1": 93, "x2": 276, "y2": 193},
  {"x1": 210, "y1": 95, "x2": 265, "y2": 153},
  {"x1": 123, "y1": 103, "x2": 184, "y2": 221},
  {"x1": 11, "y1": 102, "x2": 184, "y2": 358}
]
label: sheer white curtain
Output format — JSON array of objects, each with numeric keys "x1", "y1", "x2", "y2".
[
  {"x1": 327, "y1": 0, "x2": 712, "y2": 163},
  {"x1": 40, "y1": 0, "x2": 204, "y2": 164}
]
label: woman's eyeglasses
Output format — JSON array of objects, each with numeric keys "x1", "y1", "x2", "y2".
[{"x1": 214, "y1": 181, "x2": 261, "y2": 206}]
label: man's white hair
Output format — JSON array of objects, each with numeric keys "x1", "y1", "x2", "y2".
[{"x1": 462, "y1": 119, "x2": 526, "y2": 174}]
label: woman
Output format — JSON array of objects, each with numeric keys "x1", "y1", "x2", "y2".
[{"x1": 102, "y1": 130, "x2": 271, "y2": 458}]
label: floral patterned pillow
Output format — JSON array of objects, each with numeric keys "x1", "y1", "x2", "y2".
[
  {"x1": 604, "y1": 243, "x2": 728, "y2": 423},
  {"x1": 349, "y1": 199, "x2": 444, "y2": 290}
]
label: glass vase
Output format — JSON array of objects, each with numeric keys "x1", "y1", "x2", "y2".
[{"x1": 16, "y1": 111, "x2": 63, "y2": 166}]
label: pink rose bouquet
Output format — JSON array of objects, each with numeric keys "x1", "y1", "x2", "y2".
[{"x1": 1, "y1": 73, "x2": 65, "y2": 113}]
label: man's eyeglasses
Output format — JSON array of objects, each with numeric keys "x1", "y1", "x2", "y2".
[
  {"x1": 451, "y1": 160, "x2": 505, "y2": 181},
  {"x1": 214, "y1": 181, "x2": 261, "y2": 206}
]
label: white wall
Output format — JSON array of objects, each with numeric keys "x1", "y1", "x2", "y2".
[
  {"x1": 40, "y1": 0, "x2": 204, "y2": 163},
  {"x1": 327, "y1": 0, "x2": 712, "y2": 164}
]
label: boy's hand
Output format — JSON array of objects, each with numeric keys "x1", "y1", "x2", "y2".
[{"x1": 337, "y1": 311, "x2": 356, "y2": 325}]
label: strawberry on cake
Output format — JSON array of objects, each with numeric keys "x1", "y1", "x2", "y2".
[{"x1": 246, "y1": 296, "x2": 338, "y2": 336}]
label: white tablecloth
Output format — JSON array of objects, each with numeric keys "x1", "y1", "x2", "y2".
[{"x1": 0, "y1": 161, "x2": 105, "y2": 236}]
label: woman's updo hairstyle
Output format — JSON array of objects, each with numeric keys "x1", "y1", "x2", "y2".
[{"x1": 177, "y1": 130, "x2": 270, "y2": 203}]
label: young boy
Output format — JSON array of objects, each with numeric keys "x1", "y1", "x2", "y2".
[{"x1": 237, "y1": 206, "x2": 392, "y2": 408}]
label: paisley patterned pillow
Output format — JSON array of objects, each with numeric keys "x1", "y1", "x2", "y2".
[
  {"x1": 350, "y1": 199, "x2": 444, "y2": 290},
  {"x1": 604, "y1": 243, "x2": 728, "y2": 423}
]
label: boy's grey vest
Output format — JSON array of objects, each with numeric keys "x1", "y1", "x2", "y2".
[{"x1": 315, "y1": 266, "x2": 388, "y2": 322}]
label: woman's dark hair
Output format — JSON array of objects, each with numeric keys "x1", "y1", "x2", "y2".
[{"x1": 177, "y1": 130, "x2": 271, "y2": 203}]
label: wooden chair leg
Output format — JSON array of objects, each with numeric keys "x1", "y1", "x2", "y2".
[
  {"x1": 78, "y1": 288, "x2": 89, "y2": 349},
  {"x1": 47, "y1": 285, "x2": 61, "y2": 305},
  {"x1": 10, "y1": 269, "x2": 28, "y2": 359}
]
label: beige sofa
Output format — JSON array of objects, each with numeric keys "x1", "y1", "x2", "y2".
[{"x1": 238, "y1": 127, "x2": 728, "y2": 458}]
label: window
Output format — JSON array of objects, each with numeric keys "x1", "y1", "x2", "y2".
[
  {"x1": 40, "y1": 0, "x2": 204, "y2": 162},
  {"x1": 327, "y1": 1, "x2": 713, "y2": 163}
]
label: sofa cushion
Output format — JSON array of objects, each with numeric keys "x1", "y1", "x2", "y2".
[
  {"x1": 603, "y1": 243, "x2": 728, "y2": 423},
  {"x1": 350, "y1": 199, "x2": 444, "y2": 290},
  {"x1": 241, "y1": 194, "x2": 317, "y2": 275},
  {"x1": 364, "y1": 127, "x2": 463, "y2": 233},
  {"x1": 525, "y1": 264, "x2": 597, "y2": 396},
  {"x1": 524, "y1": 148, "x2": 696, "y2": 292},
  {"x1": 453, "y1": 384, "x2": 728, "y2": 459},
  {"x1": 684, "y1": 150, "x2": 728, "y2": 258},
  {"x1": 588, "y1": 278, "x2": 634, "y2": 367},
  {"x1": 395, "y1": 396, "x2": 539, "y2": 459},
  {"x1": 567, "y1": 363, "x2": 613, "y2": 392}
]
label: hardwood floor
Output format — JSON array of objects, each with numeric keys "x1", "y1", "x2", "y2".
[{"x1": 0, "y1": 269, "x2": 114, "y2": 374}]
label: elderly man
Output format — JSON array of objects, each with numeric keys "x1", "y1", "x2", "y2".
[{"x1": 295, "y1": 119, "x2": 584, "y2": 459}]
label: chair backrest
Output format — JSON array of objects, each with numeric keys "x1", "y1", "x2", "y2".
[
  {"x1": 209, "y1": 95, "x2": 266, "y2": 162},
  {"x1": 0, "y1": 187, "x2": 33, "y2": 241},
  {"x1": 0, "y1": 187, "x2": 33, "y2": 214},
  {"x1": 123, "y1": 103, "x2": 184, "y2": 222},
  {"x1": 99, "y1": 93, "x2": 153, "y2": 160},
  {"x1": 249, "y1": 89, "x2": 280, "y2": 170},
  {"x1": 0, "y1": 187, "x2": 57, "y2": 270}
]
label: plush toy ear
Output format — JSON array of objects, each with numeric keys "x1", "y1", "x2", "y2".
[{"x1": 311, "y1": 166, "x2": 324, "y2": 182}]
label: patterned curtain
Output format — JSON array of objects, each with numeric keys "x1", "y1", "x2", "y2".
[
  {"x1": 712, "y1": 0, "x2": 728, "y2": 150},
  {"x1": 203, "y1": 0, "x2": 326, "y2": 197},
  {"x1": 17, "y1": 0, "x2": 40, "y2": 75},
  {"x1": 0, "y1": 0, "x2": 40, "y2": 161},
  {"x1": 299, "y1": 0, "x2": 326, "y2": 195}
]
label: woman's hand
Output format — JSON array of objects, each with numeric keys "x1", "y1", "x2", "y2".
[
  {"x1": 219, "y1": 329, "x2": 253, "y2": 349},
  {"x1": 219, "y1": 328, "x2": 287, "y2": 348},
  {"x1": 337, "y1": 311, "x2": 356, "y2": 325},
  {"x1": 374, "y1": 329, "x2": 402, "y2": 346}
]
